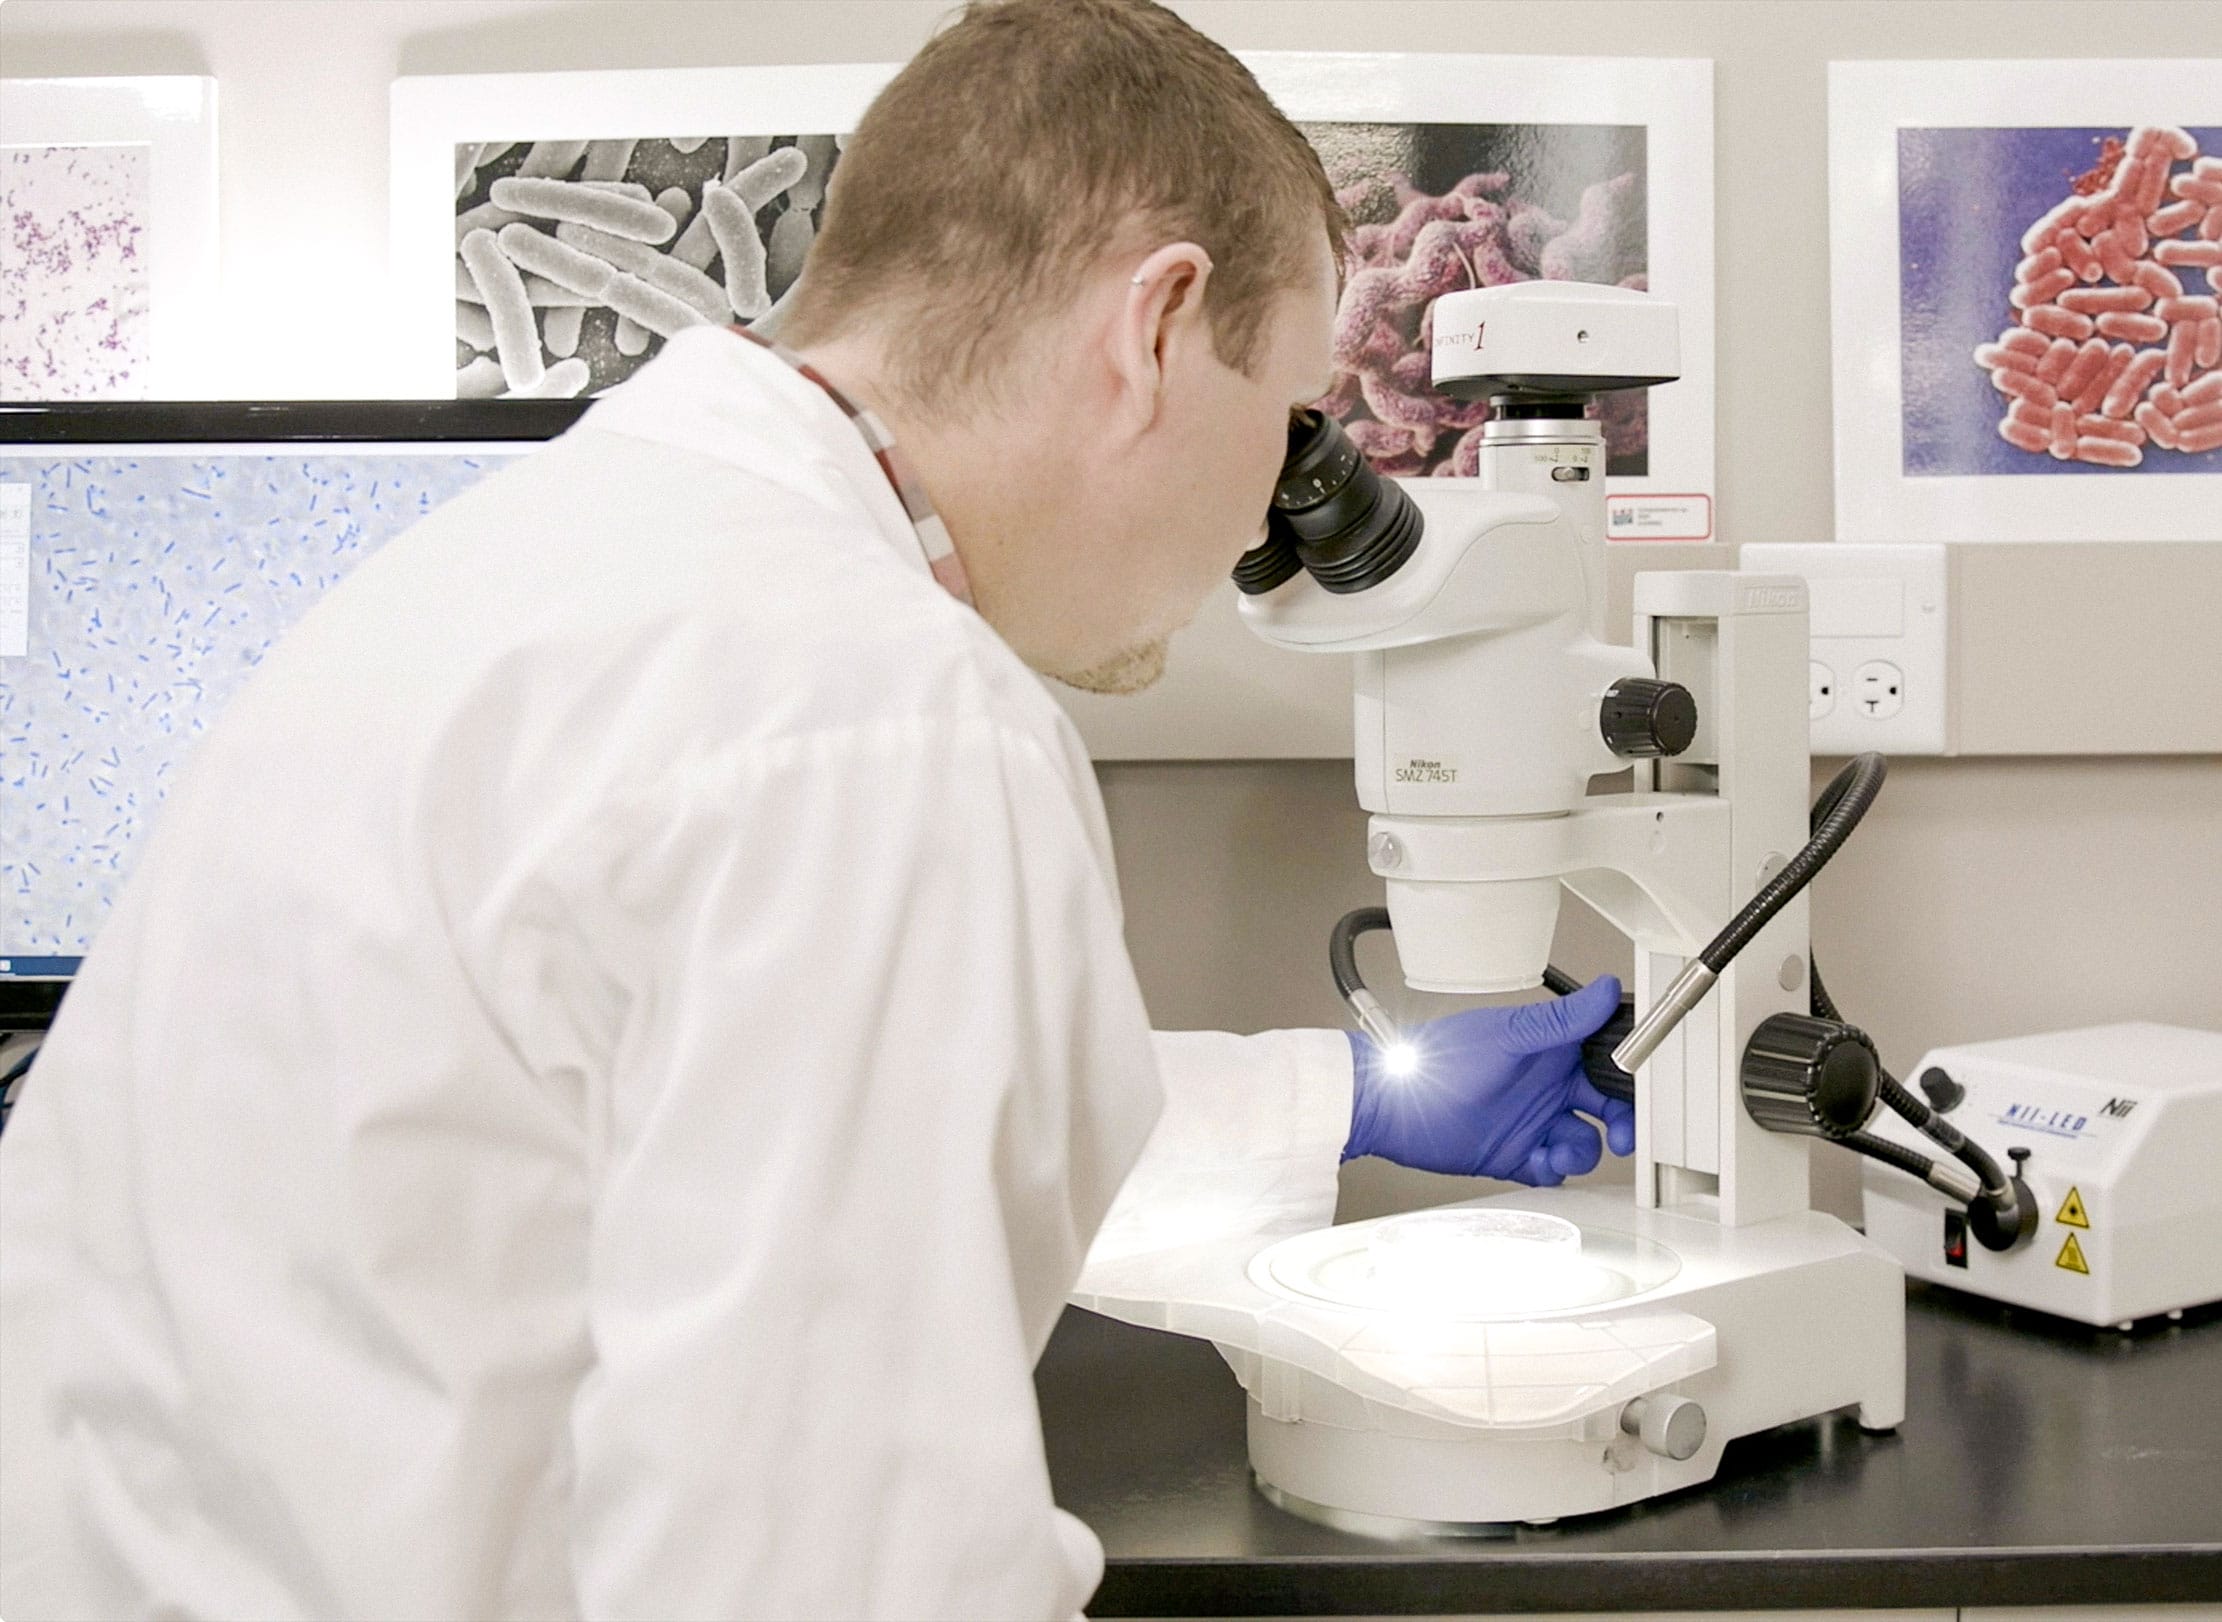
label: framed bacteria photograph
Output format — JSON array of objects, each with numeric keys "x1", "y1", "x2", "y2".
[
  {"x1": 0, "y1": 76, "x2": 219, "y2": 401},
  {"x1": 1242, "y1": 53, "x2": 1717, "y2": 544},
  {"x1": 390, "y1": 64, "x2": 900, "y2": 402},
  {"x1": 1831, "y1": 59, "x2": 2222, "y2": 542}
]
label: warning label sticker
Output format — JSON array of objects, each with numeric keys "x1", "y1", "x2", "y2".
[
  {"x1": 2056, "y1": 1233, "x2": 2091, "y2": 1275},
  {"x1": 2056, "y1": 1187, "x2": 2090, "y2": 1228}
]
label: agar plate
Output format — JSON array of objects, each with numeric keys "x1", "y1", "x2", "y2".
[{"x1": 1252, "y1": 1208, "x2": 1681, "y2": 1321}]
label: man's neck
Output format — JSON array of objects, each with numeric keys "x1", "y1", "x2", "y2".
[{"x1": 788, "y1": 335, "x2": 1073, "y2": 665}]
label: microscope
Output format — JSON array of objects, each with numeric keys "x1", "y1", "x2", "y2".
[{"x1": 1076, "y1": 283, "x2": 1956, "y2": 1532}]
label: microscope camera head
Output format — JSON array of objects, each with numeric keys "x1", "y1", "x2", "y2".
[{"x1": 1429, "y1": 281, "x2": 1681, "y2": 404}]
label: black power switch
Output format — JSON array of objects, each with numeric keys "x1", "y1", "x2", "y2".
[{"x1": 1943, "y1": 1208, "x2": 1970, "y2": 1269}]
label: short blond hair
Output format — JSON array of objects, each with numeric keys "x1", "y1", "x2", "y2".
[{"x1": 779, "y1": 0, "x2": 1345, "y2": 410}]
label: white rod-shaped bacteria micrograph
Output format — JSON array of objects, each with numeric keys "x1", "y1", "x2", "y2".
[
  {"x1": 766, "y1": 207, "x2": 815, "y2": 295},
  {"x1": 581, "y1": 139, "x2": 639, "y2": 183},
  {"x1": 455, "y1": 202, "x2": 526, "y2": 248},
  {"x1": 730, "y1": 147, "x2": 809, "y2": 212},
  {"x1": 787, "y1": 135, "x2": 838, "y2": 212},
  {"x1": 724, "y1": 136, "x2": 772, "y2": 182},
  {"x1": 516, "y1": 140, "x2": 591, "y2": 179},
  {"x1": 554, "y1": 222, "x2": 729, "y2": 323},
  {"x1": 599, "y1": 272, "x2": 708, "y2": 340},
  {"x1": 454, "y1": 300, "x2": 496, "y2": 352},
  {"x1": 670, "y1": 184, "x2": 722, "y2": 271},
  {"x1": 456, "y1": 356, "x2": 505, "y2": 398},
  {"x1": 505, "y1": 356, "x2": 591, "y2": 398},
  {"x1": 488, "y1": 177, "x2": 678, "y2": 244},
  {"x1": 522, "y1": 277, "x2": 595, "y2": 308},
  {"x1": 542, "y1": 304, "x2": 585, "y2": 359},
  {"x1": 496, "y1": 223, "x2": 616, "y2": 300},
  {"x1": 459, "y1": 227, "x2": 545, "y2": 393},
  {"x1": 703, "y1": 184, "x2": 771, "y2": 318},
  {"x1": 452, "y1": 133, "x2": 838, "y2": 396}
]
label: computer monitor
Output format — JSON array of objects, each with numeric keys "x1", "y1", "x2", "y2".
[{"x1": 1, "y1": 402, "x2": 586, "y2": 1017}]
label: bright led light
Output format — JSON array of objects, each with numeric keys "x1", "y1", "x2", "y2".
[{"x1": 1382, "y1": 1042, "x2": 1420, "y2": 1078}]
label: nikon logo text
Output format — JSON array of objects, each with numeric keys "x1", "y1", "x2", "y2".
[{"x1": 1739, "y1": 586, "x2": 1804, "y2": 612}]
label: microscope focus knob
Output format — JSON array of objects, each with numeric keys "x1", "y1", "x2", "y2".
[
  {"x1": 1741, "y1": 1013, "x2": 1881, "y2": 1142},
  {"x1": 1600, "y1": 678, "x2": 1699, "y2": 759},
  {"x1": 1621, "y1": 1394, "x2": 1707, "y2": 1461}
]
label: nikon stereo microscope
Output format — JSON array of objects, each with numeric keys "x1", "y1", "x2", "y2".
[{"x1": 1075, "y1": 283, "x2": 2042, "y2": 1534}]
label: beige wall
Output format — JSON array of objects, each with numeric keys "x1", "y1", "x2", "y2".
[{"x1": 6, "y1": 0, "x2": 2220, "y2": 1221}]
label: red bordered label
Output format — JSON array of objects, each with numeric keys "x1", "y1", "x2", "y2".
[{"x1": 1606, "y1": 493, "x2": 1713, "y2": 542}]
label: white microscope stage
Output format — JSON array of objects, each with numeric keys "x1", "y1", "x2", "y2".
[{"x1": 1076, "y1": 1185, "x2": 1904, "y2": 1532}]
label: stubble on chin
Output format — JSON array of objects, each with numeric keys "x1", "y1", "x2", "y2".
[{"x1": 1047, "y1": 638, "x2": 1170, "y2": 696}]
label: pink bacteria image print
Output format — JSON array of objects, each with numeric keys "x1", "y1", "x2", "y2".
[
  {"x1": 1900, "y1": 125, "x2": 2222, "y2": 474},
  {"x1": 452, "y1": 135, "x2": 839, "y2": 398},
  {"x1": 1301, "y1": 121, "x2": 1649, "y2": 479},
  {"x1": 1, "y1": 145, "x2": 151, "y2": 401}
]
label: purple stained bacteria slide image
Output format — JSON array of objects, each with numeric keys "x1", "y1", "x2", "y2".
[
  {"x1": 1899, "y1": 124, "x2": 2222, "y2": 476},
  {"x1": 0, "y1": 453, "x2": 500, "y2": 957},
  {"x1": 1300, "y1": 122, "x2": 1650, "y2": 479},
  {"x1": 1, "y1": 145, "x2": 151, "y2": 402},
  {"x1": 452, "y1": 135, "x2": 840, "y2": 397}
]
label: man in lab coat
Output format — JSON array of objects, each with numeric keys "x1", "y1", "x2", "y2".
[{"x1": 0, "y1": 1, "x2": 1630, "y2": 1616}]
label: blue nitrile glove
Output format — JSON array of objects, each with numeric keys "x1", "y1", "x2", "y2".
[{"x1": 1342, "y1": 975, "x2": 1636, "y2": 1187}]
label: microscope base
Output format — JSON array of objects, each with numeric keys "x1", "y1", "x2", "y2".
[{"x1": 1241, "y1": 1187, "x2": 1905, "y2": 1532}]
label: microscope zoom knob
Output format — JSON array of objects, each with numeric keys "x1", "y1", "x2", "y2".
[
  {"x1": 1600, "y1": 678, "x2": 1699, "y2": 759},
  {"x1": 1741, "y1": 1013, "x2": 1881, "y2": 1142},
  {"x1": 1621, "y1": 1394, "x2": 1707, "y2": 1461}
]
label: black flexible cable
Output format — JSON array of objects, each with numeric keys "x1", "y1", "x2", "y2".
[
  {"x1": 1817, "y1": 958, "x2": 2013, "y2": 1200},
  {"x1": 1697, "y1": 753, "x2": 1887, "y2": 975},
  {"x1": 1329, "y1": 907, "x2": 1392, "y2": 1003},
  {"x1": 1806, "y1": 771, "x2": 2011, "y2": 1208},
  {"x1": 1843, "y1": 1128, "x2": 1942, "y2": 1185},
  {"x1": 1877, "y1": 1068, "x2": 2013, "y2": 1200}
]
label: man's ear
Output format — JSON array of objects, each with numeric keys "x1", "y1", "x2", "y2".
[{"x1": 1105, "y1": 241, "x2": 1214, "y2": 440}]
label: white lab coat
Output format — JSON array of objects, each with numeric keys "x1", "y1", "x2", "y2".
[{"x1": 0, "y1": 327, "x2": 1352, "y2": 1621}]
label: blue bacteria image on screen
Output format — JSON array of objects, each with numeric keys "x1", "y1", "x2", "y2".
[
  {"x1": 1, "y1": 452, "x2": 499, "y2": 964},
  {"x1": 1898, "y1": 124, "x2": 2222, "y2": 478}
]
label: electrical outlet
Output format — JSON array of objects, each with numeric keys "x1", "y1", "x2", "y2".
[
  {"x1": 1851, "y1": 659, "x2": 1903, "y2": 719},
  {"x1": 1740, "y1": 544, "x2": 1952, "y2": 755}
]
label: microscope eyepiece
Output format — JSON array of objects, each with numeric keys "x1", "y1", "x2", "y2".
[{"x1": 1233, "y1": 409, "x2": 1423, "y2": 597}]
